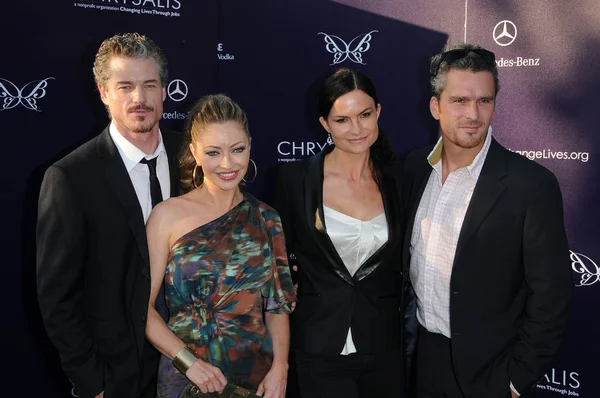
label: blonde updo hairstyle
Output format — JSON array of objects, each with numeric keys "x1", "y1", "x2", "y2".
[{"x1": 179, "y1": 94, "x2": 250, "y2": 193}]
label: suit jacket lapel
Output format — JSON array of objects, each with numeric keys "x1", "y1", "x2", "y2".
[
  {"x1": 304, "y1": 146, "x2": 354, "y2": 286},
  {"x1": 96, "y1": 127, "x2": 150, "y2": 267},
  {"x1": 162, "y1": 130, "x2": 182, "y2": 198},
  {"x1": 354, "y1": 170, "x2": 400, "y2": 281},
  {"x1": 453, "y1": 139, "x2": 507, "y2": 265}
]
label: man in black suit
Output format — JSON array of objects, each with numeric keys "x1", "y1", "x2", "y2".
[
  {"x1": 36, "y1": 33, "x2": 181, "y2": 398},
  {"x1": 403, "y1": 43, "x2": 573, "y2": 398}
]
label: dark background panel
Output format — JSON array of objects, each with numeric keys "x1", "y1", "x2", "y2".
[{"x1": 1, "y1": 0, "x2": 597, "y2": 397}]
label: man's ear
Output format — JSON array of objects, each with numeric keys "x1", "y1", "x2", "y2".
[
  {"x1": 430, "y1": 96, "x2": 441, "y2": 121},
  {"x1": 98, "y1": 84, "x2": 109, "y2": 105}
]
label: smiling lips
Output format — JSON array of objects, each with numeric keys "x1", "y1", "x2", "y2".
[
  {"x1": 348, "y1": 136, "x2": 367, "y2": 143},
  {"x1": 217, "y1": 171, "x2": 240, "y2": 181}
]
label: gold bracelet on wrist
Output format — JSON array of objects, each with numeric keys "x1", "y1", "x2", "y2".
[{"x1": 173, "y1": 346, "x2": 198, "y2": 375}]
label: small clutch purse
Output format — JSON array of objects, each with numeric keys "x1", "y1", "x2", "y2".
[{"x1": 179, "y1": 382, "x2": 261, "y2": 398}]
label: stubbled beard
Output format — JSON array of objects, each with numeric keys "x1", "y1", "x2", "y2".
[{"x1": 127, "y1": 116, "x2": 157, "y2": 133}]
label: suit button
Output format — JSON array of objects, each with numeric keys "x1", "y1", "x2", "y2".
[
  {"x1": 452, "y1": 291, "x2": 459, "y2": 295},
  {"x1": 454, "y1": 332, "x2": 460, "y2": 336},
  {"x1": 145, "y1": 273, "x2": 151, "y2": 282},
  {"x1": 141, "y1": 315, "x2": 147, "y2": 324}
]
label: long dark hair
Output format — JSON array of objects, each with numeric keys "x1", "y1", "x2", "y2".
[{"x1": 318, "y1": 68, "x2": 395, "y2": 183}]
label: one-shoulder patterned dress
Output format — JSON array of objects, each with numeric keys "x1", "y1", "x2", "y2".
[{"x1": 157, "y1": 194, "x2": 295, "y2": 398}]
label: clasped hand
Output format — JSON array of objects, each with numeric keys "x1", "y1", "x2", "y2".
[{"x1": 186, "y1": 358, "x2": 228, "y2": 394}]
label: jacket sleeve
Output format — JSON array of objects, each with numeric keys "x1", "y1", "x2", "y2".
[
  {"x1": 272, "y1": 166, "x2": 297, "y2": 272},
  {"x1": 508, "y1": 171, "x2": 573, "y2": 394},
  {"x1": 36, "y1": 165, "x2": 104, "y2": 397}
]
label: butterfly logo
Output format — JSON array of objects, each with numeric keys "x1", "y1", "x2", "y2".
[
  {"x1": 571, "y1": 250, "x2": 600, "y2": 287},
  {"x1": 318, "y1": 30, "x2": 378, "y2": 65},
  {"x1": 0, "y1": 77, "x2": 55, "y2": 111}
]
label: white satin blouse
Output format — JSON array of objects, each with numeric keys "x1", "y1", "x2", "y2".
[{"x1": 323, "y1": 205, "x2": 388, "y2": 355}]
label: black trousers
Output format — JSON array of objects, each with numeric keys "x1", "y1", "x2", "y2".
[
  {"x1": 415, "y1": 325, "x2": 464, "y2": 398},
  {"x1": 294, "y1": 349, "x2": 403, "y2": 398}
]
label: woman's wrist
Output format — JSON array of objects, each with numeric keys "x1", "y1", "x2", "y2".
[
  {"x1": 173, "y1": 346, "x2": 198, "y2": 374},
  {"x1": 270, "y1": 360, "x2": 289, "y2": 370}
]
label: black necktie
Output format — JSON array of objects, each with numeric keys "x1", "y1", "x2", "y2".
[
  {"x1": 140, "y1": 157, "x2": 163, "y2": 208},
  {"x1": 140, "y1": 156, "x2": 168, "y2": 321}
]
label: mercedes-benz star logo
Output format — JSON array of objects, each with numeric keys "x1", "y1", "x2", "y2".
[
  {"x1": 167, "y1": 79, "x2": 188, "y2": 102},
  {"x1": 493, "y1": 20, "x2": 517, "y2": 47}
]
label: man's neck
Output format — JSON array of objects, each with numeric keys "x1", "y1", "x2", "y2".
[{"x1": 440, "y1": 137, "x2": 485, "y2": 183}]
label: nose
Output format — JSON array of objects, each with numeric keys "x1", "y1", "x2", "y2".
[
  {"x1": 220, "y1": 154, "x2": 233, "y2": 169},
  {"x1": 465, "y1": 102, "x2": 479, "y2": 120},
  {"x1": 350, "y1": 118, "x2": 362, "y2": 135},
  {"x1": 132, "y1": 86, "x2": 146, "y2": 103}
]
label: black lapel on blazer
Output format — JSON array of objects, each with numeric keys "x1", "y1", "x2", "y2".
[
  {"x1": 353, "y1": 170, "x2": 400, "y2": 281},
  {"x1": 95, "y1": 127, "x2": 150, "y2": 267},
  {"x1": 162, "y1": 130, "x2": 182, "y2": 197},
  {"x1": 304, "y1": 146, "x2": 354, "y2": 286},
  {"x1": 402, "y1": 155, "x2": 433, "y2": 273},
  {"x1": 453, "y1": 139, "x2": 507, "y2": 265}
]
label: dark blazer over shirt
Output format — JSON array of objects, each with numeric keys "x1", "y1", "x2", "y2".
[
  {"x1": 274, "y1": 145, "x2": 410, "y2": 378},
  {"x1": 403, "y1": 138, "x2": 573, "y2": 397},
  {"x1": 36, "y1": 126, "x2": 181, "y2": 398}
]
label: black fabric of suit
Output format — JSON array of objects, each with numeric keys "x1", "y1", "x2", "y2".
[
  {"x1": 274, "y1": 145, "x2": 411, "y2": 395},
  {"x1": 402, "y1": 138, "x2": 573, "y2": 398},
  {"x1": 36, "y1": 126, "x2": 182, "y2": 398}
]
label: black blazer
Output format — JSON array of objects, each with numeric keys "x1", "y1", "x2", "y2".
[
  {"x1": 36, "y1": 126, "x2": 181, "y2": 398},
  {"x1": 403, "y1": 138, "x2": 573, "y2": 397},
  {"x1": 274, "y1": 145, "x2": 404, "y2": 357}
]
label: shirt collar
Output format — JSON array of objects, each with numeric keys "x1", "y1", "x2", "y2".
[
  {"x1": 427, "y1": 126, "x2": 493, "y2": 180},
  {"x1": 109, "y1": 122, "x2": 166, "y2": 172}
]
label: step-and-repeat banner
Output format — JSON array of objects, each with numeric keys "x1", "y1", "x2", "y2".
[{"x1": 3, "y1": 0, "x2": 597, "y2": 396}]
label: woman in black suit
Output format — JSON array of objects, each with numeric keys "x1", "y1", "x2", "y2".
[{"x1": 274, "y1": 68, "x2": 407, "y2": 398}]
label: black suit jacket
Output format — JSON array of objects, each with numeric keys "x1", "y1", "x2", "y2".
[
  {"x1": 36, "y1": 126, "x2": 181, "y2": 398},
  {"x1": 403, "y1": 138, "x2": 573, "y2": 397},
  {"x1": 274, "y1": 145, "x2": 405, "y2": 356}
]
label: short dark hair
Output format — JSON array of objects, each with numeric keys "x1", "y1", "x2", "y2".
[{"x1": 430, "y1": 43, "x2": 500, "y2": 98}]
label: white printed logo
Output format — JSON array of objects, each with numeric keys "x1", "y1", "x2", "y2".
[
  {"x1": 318, "y1": 30, "x2": 378, "y2": 65},
  {"x1": 493, "y1": 20, "x2": 517, "y2": 46},
  {"x1": 167, "y1": 79, "x2": 188, "y2": 102},
  {"x1": 571, "y1": 250, "x2": 599, "y2": 287},
  {"x1": 277, "y1": 140, "x2": 330, "y2": 162},
  {"x1": 0, "y1": 77, "x2": 54, "y2": 111},
  {"x1": 217, "y1": 43, "x2": 235, "y2": 61}
]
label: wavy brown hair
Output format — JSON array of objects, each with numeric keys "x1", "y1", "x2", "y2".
[{"x1": 180, "y1": 94, "x2": 250, "y2": 193}]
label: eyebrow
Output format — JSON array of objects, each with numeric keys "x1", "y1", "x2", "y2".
[
  {"x1": 332, "y1": 107, "x2": 373, "y2": 118},
  {"x1": 448, "y1": 95, "x2": 495, "y2": 101},
  {"x1": 115, "y1": 79, "x2": 159, "y2": 85},
  {"x1": 204, "y1": 141, "x2": 246, "y2": 149}
]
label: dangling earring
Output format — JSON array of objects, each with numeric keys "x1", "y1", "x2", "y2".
[
  {"x1": 192, "y1": 164, "x2": 202, "y2": 188},
  {"x1": 327, "y1": 132, "x2": 333, "y2": 145},
  {"x1": 243, "y1": 159, "x2": 258, "y2": 183}
]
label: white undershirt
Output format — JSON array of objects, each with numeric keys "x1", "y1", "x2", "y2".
[
  {"x1": 324, "y1": 205, "x2": 388, "y2": 355},
  {"x1": 109, "y1": 122, "x2": 171, "y2": 223}
]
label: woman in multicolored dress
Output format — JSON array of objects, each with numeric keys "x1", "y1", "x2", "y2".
[{"x1": 145, "y1": 94, "x2": 295, "y2": 398}]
